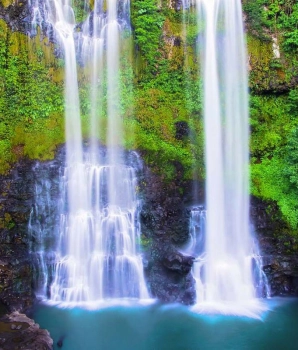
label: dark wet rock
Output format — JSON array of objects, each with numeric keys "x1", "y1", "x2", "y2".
[
  {"x1": 163, "y1": 251, "x2": 194, "y2": 274},
  {"x1": 175, "y1": 121, "x2": 189, "y2": 141},
  {"x1": 251, "y1": 197, "x2": 298, "y2": 296},
  {"x1": 0, "y1": 0, "x2": 31, "y2": 34},
  {"x1": 1, "y1": 141, "x2": 298, "y2": 313},
  {"x1": 167, "y1": 0, "x2": 184, "y2": 11},
  {"x1": 0, "y1": 163, "x2": 35, "y2": 311},
  {"x1": 0, "y1": 311, "x2": 53, "y2": 350},
  {"x1": 0, "y1": 148, "x2": 64, "y2": 312},
  {"x1": 139, "y1": 162, "x2": 203, "y2": 245},
  {"x1": 139, "y1": 162, "x2": 203, "y2": 305},
  {"x1": 146, "y1": 239, "x2": 196, "y2": 304}
]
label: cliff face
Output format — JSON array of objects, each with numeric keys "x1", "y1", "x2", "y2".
[
  {"x1": 0, "y1": 0, "x2": 30, "y2": 33},
  {"x1": 251, "y1": 198, "x2": 298, "y2": 296},
  {"x1": 0, "y1": 154, "x2": 297, "y2": 312},
  {"x1": 139, "y1": 161, "x2": 201, "y2": 304},
  {"x1": 244, "y1": 0, "x2": 298, "y2": 236},
  {"x1": 0, "y1": 158, "x2": 35, "y2": 312},
  {"x1": 0, "y1": 146, "x2": 198, "y2": 307},
  {"x1": 0, "y1": 0, "x2": 297, "y2": 311},
  {"x1": 243, "y1": 0, "x2": 298, "y2": 293}
]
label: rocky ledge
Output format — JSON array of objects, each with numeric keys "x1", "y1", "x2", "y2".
[
  {"x1": 251, "y1": 197, "x2": 298, "y2": 296},
  {"x1": 1, "y1": 148, "x2": 298, "y2": 315},
  {"x1": 139, "y1": 161, "x2": 202, "y2": 305},
  {"x1": 146, "y1": 238, "x2": 196, "y2": 304},
  {"x1": 0, "y1": 312, "x2": 53, "y2": 350}
]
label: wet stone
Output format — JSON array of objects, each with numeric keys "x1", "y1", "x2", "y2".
[{"x1": 0, "y1": 312, "x2": 53, "y2": 350}]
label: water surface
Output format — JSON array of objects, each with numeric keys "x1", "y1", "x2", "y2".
[{"x1": 34, "y1": 298, "x2": 298, "y2": 350}]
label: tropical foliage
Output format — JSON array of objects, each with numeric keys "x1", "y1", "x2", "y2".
[{"x1": 0, "y1": 0, "x2": 298, "y2": 233}]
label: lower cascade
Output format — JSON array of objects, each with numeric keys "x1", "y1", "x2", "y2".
[
  {"x1": 186, "y1": 208, "x2": 270, "y2": 315},
  {"x1": 50, "y1": 158, "x2": 149, "y2": 303},
  {"x1": 29, "y1": 151, "x2": 149, "y2": 305}
]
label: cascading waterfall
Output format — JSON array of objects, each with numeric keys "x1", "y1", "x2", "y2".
[
  {"x1": 50, "y1": 156, "x2": 149, "y2": 303},
  {"x1": 29, "y1": 0, "x2": 148, "y2": 306},
  {"x1": 188, "y1": 0, "x2": 269, "y2": 315}
]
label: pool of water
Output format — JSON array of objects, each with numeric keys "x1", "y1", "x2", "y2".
[{"x1": 33, "y1": 298, "x2": 298, "y2": 350}]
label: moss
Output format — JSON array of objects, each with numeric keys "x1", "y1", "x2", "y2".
[
  {"x1": 73, "y1": 0, "x2": 90, "y2": 23},
  {"x1": 140, "y1": 235, "x2": 152, "y2": 251},
  {"x1": 0, "y1": 21, "x2": 64, "y2": 174},
  {"x1": 247, "y1": 34, "x2": 294, "y2": 91},
  {"x1": 245, "y1": 1, "x2": 298, "y2": 233},
  {"x1": 11, "y1": 114, "x2": 65, "y2": 161},
  {"x1": 128, "y1": 4, "x2": 204, "y2": 179},
  {"x1": 0, "y1": 0, "x2": 14, "y2": 8},
  {"x1": 163, "y1": 17, "x2": 183, "y2": 37},
  {"x1": 245, "y1": 0, "x2": 298, "y2": 87},
  {"x1": 27, "y1": 31, "x2": 58, "y2": 67},
  {"x1": 0, "y1": 212, "x2": 14, "y2": 229},
  {"x1": 0, "y1": 2, "x2": 198, "y2": 184}
]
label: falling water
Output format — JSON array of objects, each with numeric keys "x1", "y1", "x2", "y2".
[
  {"x1": 28, "y1": 163, "x2": 62, "y2": 299},
  {"x1": 184, "y1": 207, "x2": 206, "y2": 258},
  {"x1": 189, "y1": 0, "x2": 269, "y2": 315},
  {"x1": 29, "y1": 0, "x2": 148, "y2": 305},
  {"x1": 50, "y1": 155, "x2": 149, "y2": 304}
]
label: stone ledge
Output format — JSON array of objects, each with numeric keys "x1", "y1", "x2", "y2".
[{"x1": 0, "y1": 311, "x2": 53, "y2": 350}]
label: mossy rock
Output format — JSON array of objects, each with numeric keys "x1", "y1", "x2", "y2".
[
  {"x1": 0, "y1": 0, "x2": 14, "y2": 8},
  {"x1": 247, "y1": 34, "x2": 292, "y2": 92}
]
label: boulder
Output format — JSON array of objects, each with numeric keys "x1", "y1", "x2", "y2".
[{"x1": 0, "y1": 311, "x2": 53, "y2": 350}]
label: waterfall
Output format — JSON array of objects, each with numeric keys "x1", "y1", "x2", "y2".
[
  {"x1": 50, "y1": 156, "x2": 149, "y2": 304},
  {"x1": 29, "y1": 0, "x2": 148, "y2": 306},
  {"x1": 188, "y1": 0, "x2": 269, "y2": 315}
]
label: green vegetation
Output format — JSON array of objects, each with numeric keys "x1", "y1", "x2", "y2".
[
  {"x1": 130, "y1": 1, "x2": 204, "y2": 180},
  {"x1": 244, "y1": 0, "x2": 298, "y2": 51},
  {"x1": 0, "y1": 212, "x2": 15, "y2": 230},
  {"x1": 244, "y1": 0, "x2": 298, "y2": 233},
  {"x1": 0, "y1": 0, "x2": 14, "y2": 8},
  {"x1": 250, "y1": 94, "x2": 298, "y2": 230},
  {"x1": 0, "y1": 1, "x2": 297, "y2": 233},
  {"x1": 131, "y1": 0, "x2": 165, "y2": 79},
  {"x1": 73, "y1": 0, "x2": 91, "y2": 23},
  {"x1": 244, "y1": 1, "x2": 298, "y2": 93},
  {"x1": 0, "y1": 2, "x2": 204, "y2": 182},
  {"x1": 0, "y1": 20, "x2": 65, "y2": 173}
]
